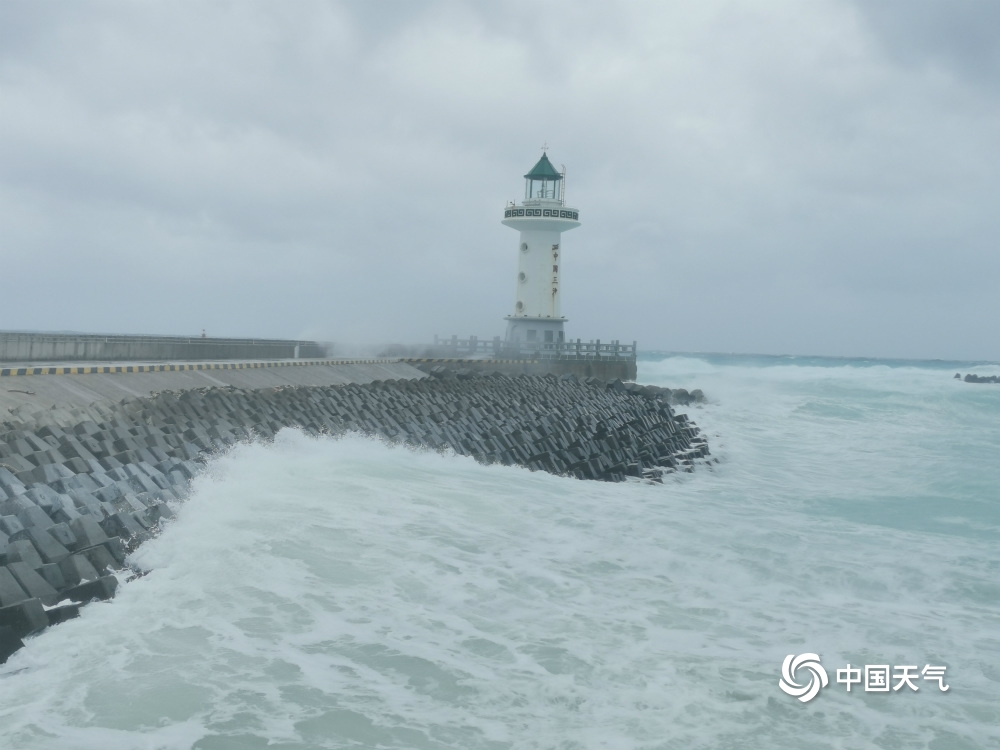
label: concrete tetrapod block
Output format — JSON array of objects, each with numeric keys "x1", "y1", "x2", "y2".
[
  {"x1": 93, "y1": 484, "x2": 124, "y2": 504},
  {"x1": 80, "y1": 544, "x2": 119, "y2": 576},
  {"x1": 7, "y1": 562, "x2": 59, "y2": 605},
  {"x1": 62, "y1": 575, "x2": 118, "y2": 604},
  {"x1": 3, "y1": 455, "x2": 36, "y2": 475},
  {"x1": 37, "y1": 562, "x2": 67, "y2": 591},
  {"x1": 0, "y1": 515, "x2": 25, "y2": 537},
  {"x1": 12, "y1": 527, "x2": 70, "y2": 565},
  {"x1": 0, "y1": 597, "x2": 48, "y2": 638},
  {"x1": 23, "y1": 463, "x2": 72, "y2": 486},
  {"x1": 16, "y1": 505, "x2": 54, "y2": 532},
  {"x1": 25, "y1": 484, "x2": 61, "y2": 509},
  {"x1": 5, "y1": 540, "x2": 44, "y2": 570},
  {"x1": 69, "y1": 516, "x2": 110, "y2": 548},
  {"x1": 0, "y1": 624, "x2": 24, "y2": 664},
  {"x1": 100, "y1": 513, "x2": 150, "y2": 548},
  {"x1": 0, "y1": 567, "x2": 29, "y2": 607},
  {"x1": 47, "y1": 522, "x2": 79, "y2": 551},
  {"x1": 59, "y1": 554, "x2": 101, "y2": 586},
  {"x1": 46, "y1": 603, "x2": 80, "y2": 626},
  {"x1": 0, "y1": 467, "x2": 26, "y2": 496},
  {"x1": 102, "y1": 537, "x2": 127, "y2": 565},
  {"x1": 51, "y1": 503, "x2": 83, "y2": 526}
]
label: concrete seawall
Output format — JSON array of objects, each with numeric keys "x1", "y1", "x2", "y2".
[
  {"x1": 0, "y1": 362, "x2": 708, "y2": 663},
  {"x1": 0, "y1": 359, "x2": 425, "y2": 413},
  {"x1": 0, "y1": 332, "x2": 328, "y2": 363}
]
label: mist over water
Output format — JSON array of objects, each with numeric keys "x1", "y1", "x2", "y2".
[{"x1": 1, "y1": 355, "x2": 998, "y2": 749}]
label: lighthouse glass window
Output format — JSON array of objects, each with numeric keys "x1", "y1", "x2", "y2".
[{"x1": 527, "y1": 178, "x2": 561, "y2": 201}]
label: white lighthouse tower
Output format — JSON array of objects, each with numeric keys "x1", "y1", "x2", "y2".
[{"x1": 502, "y1": 152, "x2": 581, "y2": 348}]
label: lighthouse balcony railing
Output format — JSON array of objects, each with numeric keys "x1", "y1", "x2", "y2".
[
  {"x1": 431, "y1": 336, "x2": 636, "y2": 362},
  {"x1": 520, "y1": 197, "x2": 565, "y2": 207}
]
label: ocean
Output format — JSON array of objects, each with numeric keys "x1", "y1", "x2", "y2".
[{"x1": 1, "y1": 354, "x2": 998, "y2": 749}]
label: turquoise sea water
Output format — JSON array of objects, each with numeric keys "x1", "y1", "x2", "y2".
[{"x1": 1, "y1": 354, "x2": 998, "y2": 749}]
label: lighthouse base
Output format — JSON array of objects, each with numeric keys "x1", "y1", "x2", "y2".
[{"x1": 504, "y1": 316, "x2": 566, "y2": 348}]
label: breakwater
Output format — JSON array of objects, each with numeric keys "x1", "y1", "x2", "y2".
[{"x1": 0, "y1": 370, "x2": 708, "y2": 664}]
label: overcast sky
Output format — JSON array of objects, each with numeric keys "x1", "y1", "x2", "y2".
[{"x1": 2, "y1": 1, "x2": 998, "y2": 360}]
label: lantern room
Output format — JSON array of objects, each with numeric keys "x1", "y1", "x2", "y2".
[{"x1": 523, "y1": 152, "x2": 563, "y2": 203}]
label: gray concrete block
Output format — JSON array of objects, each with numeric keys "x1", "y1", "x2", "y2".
[
  {"x1": 100, "y1": 537, "x2": 127, "y2": 565},
  {"x1": 112, "y1": 492, "x2": 147, "y2": 514},
  {"x1": 0, "y1": 624, "x2": 24, "y2": 663},
  {"x1": 165, "y1": 470, "x2": 189, "y2": 487},
  {"x1": 58, "y1": 554, "x2": 100, "y2": 586},
  {"x1": 16, "y1": 505, "x2": 54, "y2": 531},
  {"x1": 0, "y1": 495, "x2": 32, "y2": 516},
  {"x1": 6, "y1": 539, "x2": 44, "y2": 569},
  {"x1": 176, "y1": 461, "x2": 199, "y2": 479},
  {"x1": 45, "y1": 604, "x2": 80, "y2": 627},
  {"x1": 80, "y1": 544, "x2": 118, "y2": 575},
  {"x1": 0, "y1": 516, "x2": 25, "y2": 537},
  {"x1": 37, "y1": 562, "x2": 66, "y2": 591},
  {"x1": 98, "y1": 456, "x2": 124, "y2": 471},
  {"x1": 22, "y1": 432, "x2": 50, "y2": 452},
  {"x1": 83, "y1": 458, "x2": 106, "y2": 475},
  {"x1": 24, "y1": 484, "x2": 62, "y2": 513},
  {"x1": 74, "y1": 474, "x2": 100, "y2": 492},
  {"x1": 49, "y1": 474, "x2": 86, "y2": 494},
  {"x1": 0, "y1": 567, "x2": 29, "y2": 607},
  {"x1": 127, "y1": 473, "x2": 160, "y2": 495},
  {"x1": 87, "y1": 471, "x2": 114, "y2": 488},
  {"x1": 11, "y1": 527, "x2": 67, "y2": 565},
  {"x1": 46, "y1": 603, "x2": 80, "y2": 626},
  {"x1": 93, "y1": 483, "x2": 124, "y2": 503},
  {"x1": 3, "y1": 455, "x2": 35, "y2": 474},
  {"x1": 145, "y1": 503, "x2": 175, "y2": 524},
  {"x1": 50, "y1": 501, "x2": 82, "y2": 525},
  {"x1": 148, "y1": 447, "x2": 170, "y2": 463},
  {"x1": 62, "y1": 457, "x2": 93, "y2": 475},
  {"x1": 48, "y1": 522, "x2": 79, "y2": 551},
  {"x1": 7, "y1": 562, "x2": 58, "y2": 604},
  {"x1": 67, "y1": 490, "x2": 102, "y2": 514},
  {"x1": 69, "y1": 517, "x2": 110, "y2": 548},
  {"x1": 73, "y1": 421, "x2": 101, "y2": 437},
  {"x1": 26, "y1": 449, "x2": 67, "y2": 468},
  {"x1": 62, "y1": 574, "x2": 118, "y2": 603},
  {"x1": 100, "y1": 512, "x2": 150, "y2": 545},
  {"x1": 0, "y1": 598, "x2": 47, "y2": 638},
  {"x1": 20, "y1": 463, "x2": 69, "y2": 485},
  {"x1": 36, "y1": 425, "x2": 68, "y2": 442}
]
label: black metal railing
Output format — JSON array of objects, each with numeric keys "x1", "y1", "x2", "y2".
[
  {"x1": 432, "y1": 335, "x2": 636, "y2": 361},
  {"x1": 0, "y1": 331, "x2": 330, "y2": 363}
]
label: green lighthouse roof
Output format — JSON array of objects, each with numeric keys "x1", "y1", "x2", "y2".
[{"x1": 524, "y1": 153, "x2": 562, "y2": 181}]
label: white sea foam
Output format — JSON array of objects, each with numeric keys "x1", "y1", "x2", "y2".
[{"x1": 1, "y1": 356, "x2": 998, "y2": 749}]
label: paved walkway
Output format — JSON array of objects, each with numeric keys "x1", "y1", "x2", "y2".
[{"x1": 0, "y1": 359, "x2": 426, "y2": 413}]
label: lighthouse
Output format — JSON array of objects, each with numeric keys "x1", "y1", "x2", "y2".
[{"x1": 502, "y1": 152, "x2": 581, "y2": 348}]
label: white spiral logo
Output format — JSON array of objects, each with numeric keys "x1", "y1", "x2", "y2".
[{"x1": 779, "y1": 653, "x2": 829, "y2": 702}]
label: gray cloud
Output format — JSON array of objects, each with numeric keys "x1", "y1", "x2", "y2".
[{"x1": 1, "y1": 0, "x2": 998, "y2": 359}]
